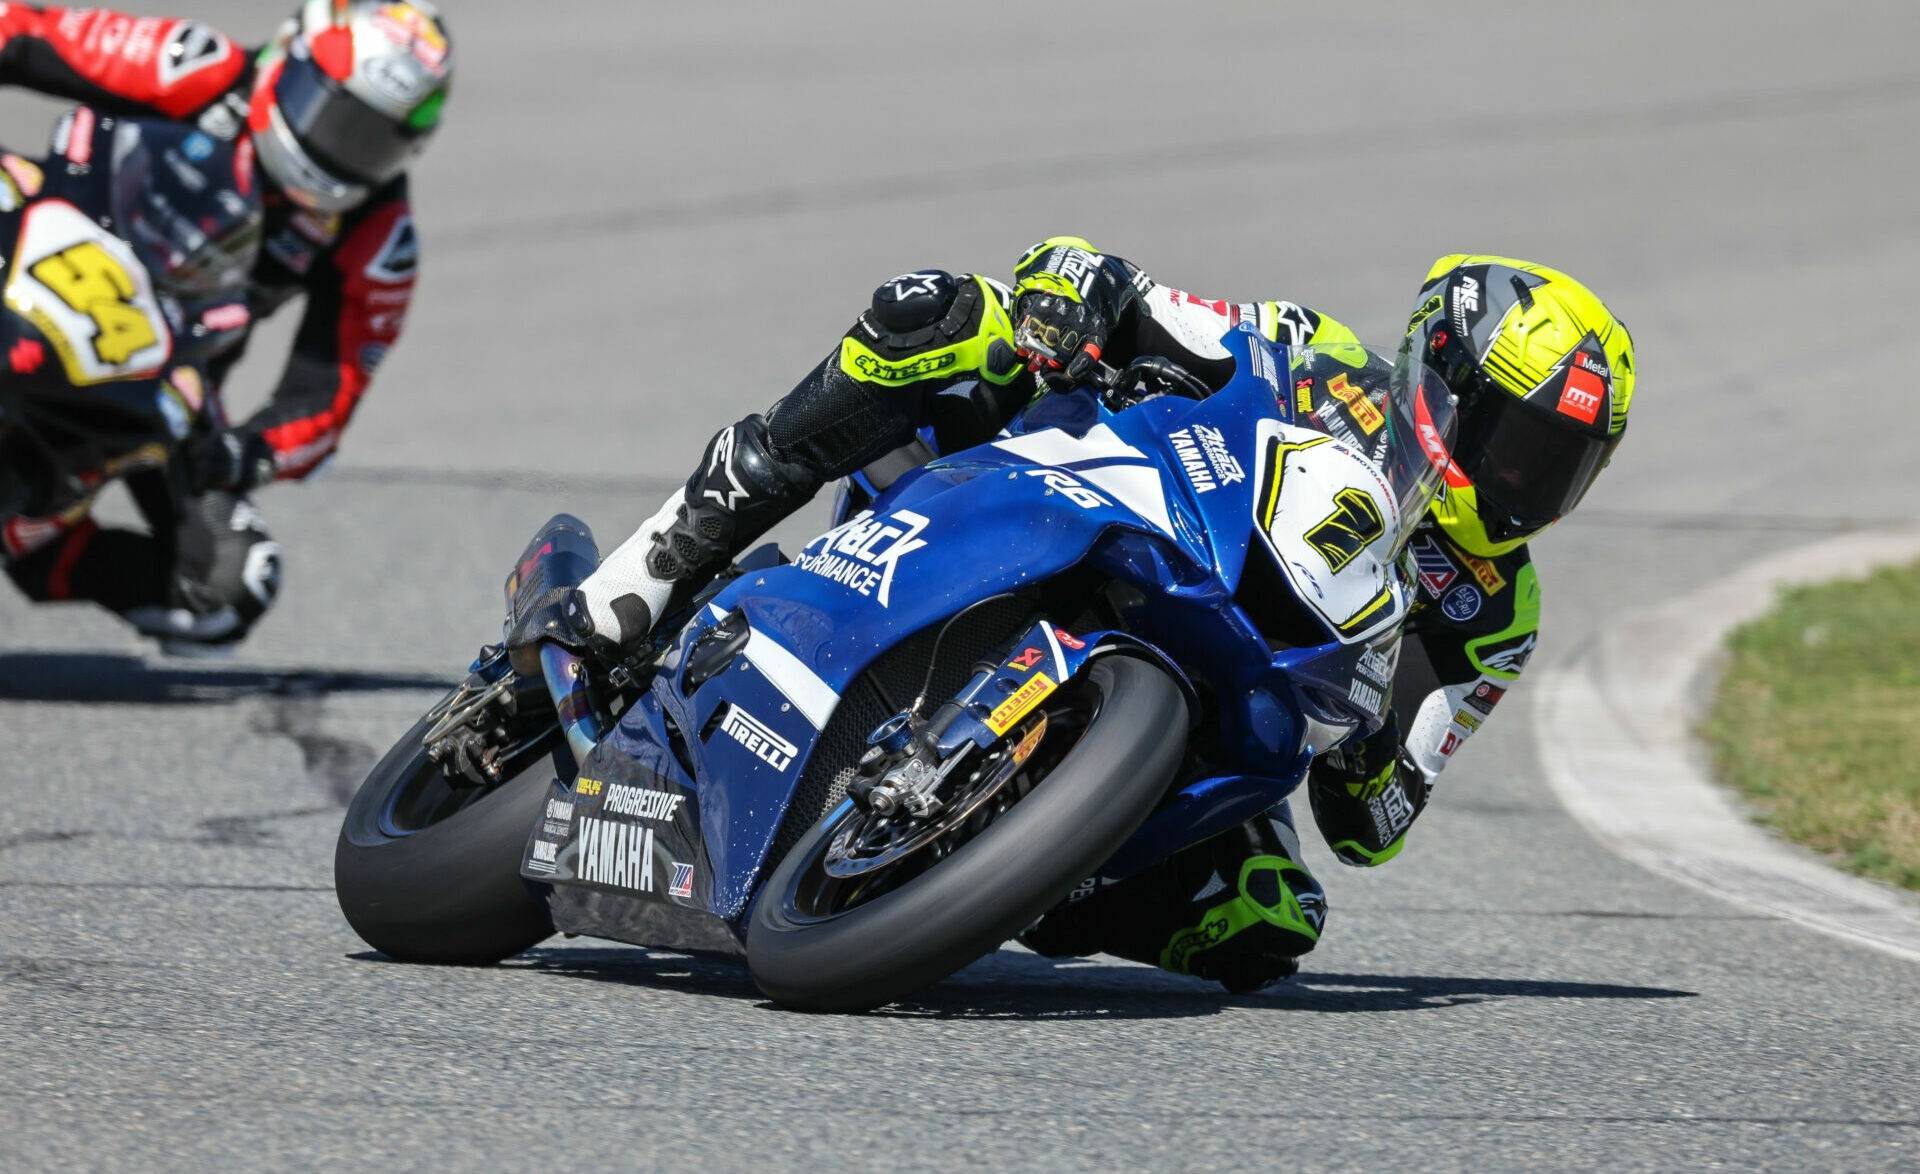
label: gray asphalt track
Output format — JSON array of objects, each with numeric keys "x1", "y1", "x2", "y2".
[{"x1": 4, "y1": 2, "x2": 1919, "y2": 1170}]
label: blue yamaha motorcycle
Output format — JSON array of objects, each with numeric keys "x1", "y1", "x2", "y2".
[{"x1": 335, "y1": 325, "x2": 1456, "y2": 1012}]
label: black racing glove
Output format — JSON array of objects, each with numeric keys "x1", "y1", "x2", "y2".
[
  {"x1": 186, "y1": 428, "x2": 276, "y2": 496},
  {"x1": 1013, "y1": 291, "x2": 1108, "y2": 385},
  {"x1": 1010, "y1": 237, "x2": 1141, "y2": 387}
]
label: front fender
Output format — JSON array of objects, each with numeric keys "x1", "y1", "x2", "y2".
[{"x1": 924, "y1": 617, "x2": 1297, "y2": 886}]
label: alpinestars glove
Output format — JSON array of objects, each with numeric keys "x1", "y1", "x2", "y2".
[
  {"x1": 1013, "y1": 291, "x2": 1108, "y2": 385},
  {"x1": 1010, "y1": 237, "x2": 1142, "y2": 386}
]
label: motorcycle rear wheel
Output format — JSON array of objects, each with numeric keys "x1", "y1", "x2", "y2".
[
  {"x1": 334, "y1": 697, "x2": 568, "y2": 964},
  {"x1": 746, "y1": 655, "x2": 1184, "y2": 1012}
]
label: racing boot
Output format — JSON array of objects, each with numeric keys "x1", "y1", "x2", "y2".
[
  {"x1": 530, "y1": 414, "x2": 821, "y2": 666},
  {"x1": 123, "y1": 493, "x2": 281, "y2": 657},
  {"x1": 1020, "y1": 802, "x2": 1327, "y2": 993}
]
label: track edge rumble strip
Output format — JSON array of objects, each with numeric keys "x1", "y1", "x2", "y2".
[{"x1": 1534, "y1": 528, "x2": 1920, "y2": 964}]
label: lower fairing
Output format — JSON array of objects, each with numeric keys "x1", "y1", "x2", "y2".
[{"x1": 546, "y1": 884, "x2": 745, "y2": 958}]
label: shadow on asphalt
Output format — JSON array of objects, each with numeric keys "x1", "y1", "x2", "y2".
[
  {"x1": 1271, "y1": 972, "x2": 1697, "y2": 1012},
  {"x1": 0, "y1": 652, "x2": 455, "y2": 704},
  {"x1": 482, "y1": 946, "x2": 1696, "y2": 1020}
]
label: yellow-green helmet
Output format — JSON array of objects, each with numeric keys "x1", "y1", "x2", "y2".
[{"x1": 1405, "y1": 255, "x2": 1635, "y2": 556}]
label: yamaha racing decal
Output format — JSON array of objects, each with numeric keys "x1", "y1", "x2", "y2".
[
  {"x1": 522, "y1": 753, "x2": 709, "y2": 908},
  {"x1": 576, "y1": 815, "x2": 658, "y2": 891}
]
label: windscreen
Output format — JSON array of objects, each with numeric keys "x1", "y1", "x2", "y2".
[
  {"x1": 1285, "y1": 343, "x2": 1458, "y2": 553},
  {"x1": 108, "y1": 121, "x2": 262, "y2": 297}
]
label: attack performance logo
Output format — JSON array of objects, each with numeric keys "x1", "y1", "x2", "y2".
[
  {"x1": 1356, "y1": 646, "x2": 1393, "y2": 687},
  {"x1": 794, "y1": 509, "x2": 929, "y2": 607},
  {"x1": 1166, "y1": 425, "x2": 1244, "y2": 494}
]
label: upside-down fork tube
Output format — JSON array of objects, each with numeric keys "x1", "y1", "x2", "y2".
[
  {"x1": 936, "y1": 622, "x2": 1201, "y2": 756},
  {"x1": 539, "y1": 642, "x2": 605, "y2": 762}
]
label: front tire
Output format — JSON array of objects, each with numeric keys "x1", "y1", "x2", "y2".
[
  {"x1": 746, "y1": 656, "x2": 1185, "y2": 1012},
  {"x1": 335, "y1": 704, "x2": 567, "y2": 965}
]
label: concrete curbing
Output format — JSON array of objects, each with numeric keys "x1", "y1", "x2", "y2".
[{"x1": 1534, "y1": 528, "x2": 1920, "y2": 964}]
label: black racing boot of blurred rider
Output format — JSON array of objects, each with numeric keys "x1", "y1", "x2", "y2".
[
  {"x1": 4, "y1": 467, "x2": 281, "y2": 655},
  {"x1": 511, "y1": 269, "x2": 1030, "y2": 665}
]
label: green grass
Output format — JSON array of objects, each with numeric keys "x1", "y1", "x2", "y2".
[{"x1": 1702, "y1": 558, "x2": 1920, "y2": 891}]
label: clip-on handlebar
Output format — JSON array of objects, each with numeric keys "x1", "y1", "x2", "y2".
[{"x1": 1081, "y1": 354, "x2": 1213, "y2": 409}]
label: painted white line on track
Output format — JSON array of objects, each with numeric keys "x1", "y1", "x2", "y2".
[{"x1": 1534, "y1": 528, "x2": 1920, "y2": 964}]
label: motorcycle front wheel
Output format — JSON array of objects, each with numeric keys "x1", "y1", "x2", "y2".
[{"x1": 746, "y1": 655, "x2": 1185, "y2": 1012}]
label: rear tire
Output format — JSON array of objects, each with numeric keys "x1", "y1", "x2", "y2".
[
  {"x1": 746, "y1": 656, "x2": 1185, "y2": 1012},
  {"x1": 335, "y1": 706, "x2": 565, "y2": 964}
]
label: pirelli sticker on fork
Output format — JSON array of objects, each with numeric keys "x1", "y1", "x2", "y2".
[{"x1": 987, "y1": 672, "x2": 1056, "y2": 736}]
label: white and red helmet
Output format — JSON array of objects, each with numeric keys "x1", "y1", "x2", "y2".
[{"x1": 249, "y1": 1, "x2": 453, "y2": 212}]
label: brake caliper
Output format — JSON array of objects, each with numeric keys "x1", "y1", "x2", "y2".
[{"x1": 848, "y1": 712, "x2": 950, "y2": 817}]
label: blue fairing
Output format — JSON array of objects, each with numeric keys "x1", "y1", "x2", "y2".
[{"x1": 528, "y1": 324, "x2": 1405, "y2": 924}]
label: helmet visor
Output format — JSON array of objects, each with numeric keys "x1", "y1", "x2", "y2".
[
  {"x1": 1454, "y1": 380, "x2": 1622, "y2": 529},
  {"x1": 273, "y1": 53, "x2": 425, "y2": 185}
]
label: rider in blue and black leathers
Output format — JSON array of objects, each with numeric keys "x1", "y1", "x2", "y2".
[{"x1": 521, "y1": 237, "x2": 1636, "y2": 992}]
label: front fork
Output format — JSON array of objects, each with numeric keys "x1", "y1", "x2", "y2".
[{"x1": 849, "y1": 618, "x2": 1196, "y2": 814}]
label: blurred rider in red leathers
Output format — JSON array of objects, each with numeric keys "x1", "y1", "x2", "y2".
[{"x1": 0, "y1": 2, "x2": 451, "y2": 651}]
